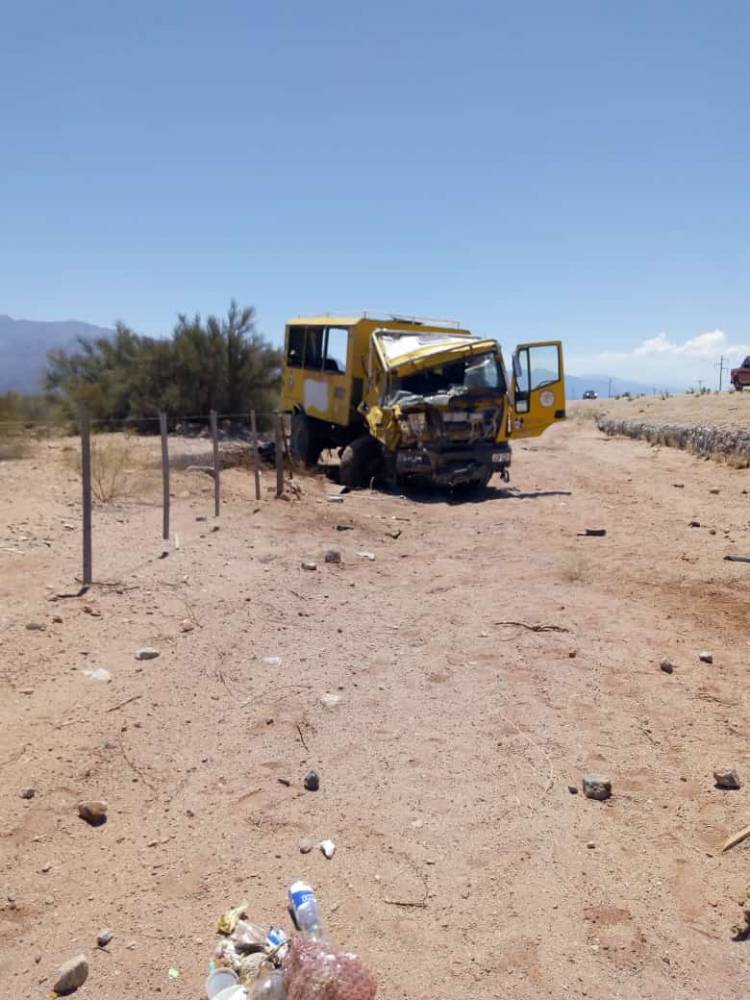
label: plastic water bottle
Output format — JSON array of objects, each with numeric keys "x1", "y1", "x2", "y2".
[
  {"x1": 288, "y1": 881, "x2": 326, "y2": 940},
  {"x1": 249, "y1": 968, "x2": 286, "y2": 998}
]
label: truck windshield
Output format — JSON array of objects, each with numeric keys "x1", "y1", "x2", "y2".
[{"x1": 388, "y1": 352, "x2": 504, "y2": 401}]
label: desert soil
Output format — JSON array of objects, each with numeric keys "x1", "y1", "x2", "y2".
[
  {"x1": 1, "y1": 420, "x2": 750, "y2": 1000},
  {"x1": 573, "y1": 391, "x2": 750, "y2": 429}
]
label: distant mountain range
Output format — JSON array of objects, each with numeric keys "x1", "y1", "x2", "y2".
[
  {"x1": 0, "y1": 313, "x2": 673, "y2": 400},
  {"x1": 564, "y1": 372, "x2": 675, "y2": 399},
  {"x1": 0, "y1": 315, "x2": 114, "y2": 393}
]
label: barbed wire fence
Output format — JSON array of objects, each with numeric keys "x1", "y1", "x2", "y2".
[{"x1": 1, "y1": 404, "x2": 294, "y2": 590}]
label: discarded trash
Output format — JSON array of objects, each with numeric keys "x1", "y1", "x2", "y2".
[
  {"x1": 724, "y1": 554, "x2": 750, "y2": 564},
  {"x1": 53, "y1": 954, "x2": 89, "y2": 994},
  {"x1": 261, "y1": 656, "x2": 282, "y2": 667},
  {"x1": 320, "y1": 839, "x2": 336, "y2": 860},
  {"x1": 209, "y1": 883, "x2": 376, "y2": 999},
  {"x1": 207, "y1": 967, "x2": 241, "y2": 997},
  {"x1": 326, "y1": 496, "x2": 345, "y2": 504},
  {"x1": 168, "y1": 966, "x2": 180, "y2": 979},
  {"x1": 579, "y1": 528, "x2": 607, "y2": 537},
  {"x1": 356, "y1": 551, "x2": 376, "y2": 561},
  {"x1": 289, "y1": 882, "x2": 326, "y2": 939},
  {"x1": 77, "y1": 800, "x2": 108, "y2": 827},
  {"x1": 714, "y1": 768, "x2": 741, "y2": 790},
  {"x1": 582, "y1": 773, "x2": 612, "y2": 801},
  {"x1": 136, "y1": 647, "x2": 160, "y2": 661},
  {"x1": 283, "y1": 935, "x2": 377, "y2": 1000},
  {"x1": 303, "y1": 770, "x2": 320, "y2": 792}
]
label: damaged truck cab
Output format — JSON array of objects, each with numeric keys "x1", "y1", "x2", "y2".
[{"x1": 280, "y1": 314, "x2": 564, "y2": 490}]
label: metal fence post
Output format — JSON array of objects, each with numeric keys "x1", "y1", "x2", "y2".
[
  {"x1": 159, "y1": 411, "x2": 170, "y2": 541},
  {"x1": 251, "y1": 409, "x2": 261, "y2": 501},
  {"x1": 210, "y1": 409, "x2": 220, "y2": 516},
  {"x1": 79, "y1": 403, "x2": 93, "y2": 585},
  {"x1": 275, "y1": 413, "x2": 284, "y2": 498}
]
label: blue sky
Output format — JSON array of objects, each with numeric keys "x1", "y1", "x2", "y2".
[{"x1": 1, "y1": 0, "x2": 747, "y2": 387}]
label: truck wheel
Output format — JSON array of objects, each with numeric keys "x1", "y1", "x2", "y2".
[
  {"x1": 339, "y1": 436, "x2": 382, "y2": 489},
  {"x1": 290, "y1": 413, "x2": 321, "y2": 468},
  {"x1": 734, "y1": 380, "x2": 744, "y2": 392}
]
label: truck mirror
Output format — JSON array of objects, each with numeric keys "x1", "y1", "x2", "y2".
[{"x1": 512, "y1": 353, "x2": 523, "y2": 380}]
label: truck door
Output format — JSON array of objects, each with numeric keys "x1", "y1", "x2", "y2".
[{"x1": 509, "y1": 341, "x2": 565, "y2": 439}]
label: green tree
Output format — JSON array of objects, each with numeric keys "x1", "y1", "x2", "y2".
[{"x1": 44, "y1": 302, "x2": 282, "y2": 425}]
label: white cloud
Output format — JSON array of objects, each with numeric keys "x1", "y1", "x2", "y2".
[{"x1": 600, "y1": 329, "x2": 750, "y2": 363}]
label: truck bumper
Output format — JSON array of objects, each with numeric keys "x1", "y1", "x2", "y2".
[{"x1": 395, "y1": 442, "x2": 511, "y2": 486}]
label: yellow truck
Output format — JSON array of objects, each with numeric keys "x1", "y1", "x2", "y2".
[{"x1": 280, "y1": 313, "x2": 564, "y2": 490}]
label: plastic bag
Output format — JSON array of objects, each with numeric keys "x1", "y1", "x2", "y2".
[{"x1": 282, "y1": 935, "x2": 377, "y2": 1000}]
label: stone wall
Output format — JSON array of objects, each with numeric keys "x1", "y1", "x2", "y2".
[{"x1": 595, "y1": 416, "x2": 750, "y2": 467}]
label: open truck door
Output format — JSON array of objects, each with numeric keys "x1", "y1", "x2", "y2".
[{"x1": 510, "y1": 341, "x2": 565, "y2": 439}]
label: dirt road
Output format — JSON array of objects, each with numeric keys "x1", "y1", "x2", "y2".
[{"x1": 1, "y1": 420, "x2": 750, "y2": 999}]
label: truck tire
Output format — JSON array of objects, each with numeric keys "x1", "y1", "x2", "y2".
[
  {"x1": 339, "y1": 436, "x2": 382, "y2": 489},
  {"x1": 290, "y1": 413, "x2": 322, "y2": 468},
  {"x1": 734, "y1": 380, "x2": 744, "y2": 392}
]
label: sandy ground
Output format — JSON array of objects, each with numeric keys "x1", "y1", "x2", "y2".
[
  {"x1": 572, "y1": 391, "x2": 750, "y2": 429},
  {"x1": 2, "y1": 421, "x2": 750, "y2": 1000}
]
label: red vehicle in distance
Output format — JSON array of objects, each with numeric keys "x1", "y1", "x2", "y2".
[{"x1": 731, "y1": 356, "x2": 750, "y2": 391}]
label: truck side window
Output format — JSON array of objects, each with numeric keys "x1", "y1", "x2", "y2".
[
  {"x1": 323, "y1": 326, "x2": 349, "y2": 373},
  {"x1": 529, "y1": 344, "x2": 561, "y2": 389},
  {"x1": 286, "y1": 326, "x2": 305, "y2": 368},
  {"x1": 304, "y1": 327, "x2": 324, "y2": 370}
]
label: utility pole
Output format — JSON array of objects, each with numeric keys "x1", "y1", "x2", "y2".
[
  {"x1": 715, "y1": 355, "x2": 728, "y2": 392},
  {"x1": 607, "y1": 377, "x2": 612, "y2": 398},
  {"x1": 696, "y1": 379, "x2": 704, "y2": 394}
]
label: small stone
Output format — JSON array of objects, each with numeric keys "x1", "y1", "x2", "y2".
[
  {"x1": 659, "y1": 659, "x2": 675, "y2": 674},
  {"x1": 19, "y1": 687, "x2": 34, "y2": 695},
  {"x1": 82, "y1": 668, "x2": 111, "y2": 683},
  {"x1": 567, "y1": 784, "x2": 578, "y2": 795},
  {"x1": 77, "y1": 800, "x2": 108, "y2": 826},
  {"x1": 582, "y1": 773, "x2": 612, "y2": 801},
  {"x1": 19, "y1": 787, "x2": 35, "y2": 800},
  {"x1": 97, "y1": 928, "x2": 113, "y2": 948},
  {"x1": 568, "y1": 650, "x2": 577, "y2": 658},
  {"x1": 52, "y1": 615, "x2": 63, "y2": 623},
  {"x1": 714, "y1": 769, "x2": 741, "y2": 790},
  {"x1": 324, "y1": 549, "x2": 342, "y2": 564},
  {"x1": 195, "y1": 515, "x2": 207, "y2": 522},
  {"x1": 319, "y1": 692, "x2": 342, "y2": 709},
  {"x1": 135, "y1": 647, "x2": 159, "y2": 661},
  {"x1": 301, "y1": 560, "x2": 317, "y2": 571},
  {"x1": 586, "y1": 841, "x2": 596, "y2": 849},
  {"x1": 299, "y1": 838, "x2": 314, "y2": 855},
  {"x1": 320, "y1": 839, "x2": 336, "y2": 859},
  {"x1": 710, "y1": 488, "x2": 720, "y2": 495},
  {"x1": 357, "y1": 551, "x2": 376, "y2": 561},
  {"x1": 179, "y1": 620, "x2": 194, "y2": 633},
  {"x1": 689, "y1": 520, "x2": 701, "y2": 528},
  {"x1": 53, "y1": 954, "x2": 89, "y2": 994},
  {"x1": 25, "y1": 622, "x2": 46, "y2": 631},
  {"x1": 699, "y1": 651, "x2": 713, "y2": 664},
  {"x1": 304, "y1": 770, "x2": 320, "y2": 792},
  {"x1": 41, "y1": 863, "x2": 51, "y2": 873}
]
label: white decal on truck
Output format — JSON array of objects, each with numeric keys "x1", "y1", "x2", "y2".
[{"x1": 304, "y1": 379, "x2": 329, "y2": 415}]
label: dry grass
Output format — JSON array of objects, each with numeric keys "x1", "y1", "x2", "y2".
[{"x1": 63, "y1": 434, "x2": 148, "y2": 503}]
